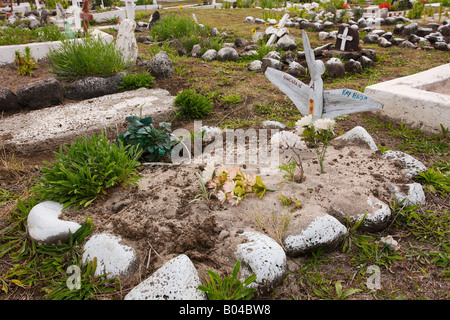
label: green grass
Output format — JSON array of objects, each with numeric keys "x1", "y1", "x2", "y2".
[
  {"x1": 0, "y1": 198, "x2": 119, "y2": 299},
  {"x1": 32, "y1": 131, "x2": 142, "y2": 209},
  {"x1": 0, "y1": 25, "x2": 67, "y2": 46},
  {"x1": 47, "y1": 37, "x2": 128, "y2": 79}
]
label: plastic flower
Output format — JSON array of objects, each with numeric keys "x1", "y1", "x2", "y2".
[
  {"x1": 217, "y1": 190, "x2": 226, "y2": 203},
  {"x1": 314, "y1": 118, "x2": 336, "y2": 132},
  {"x1": 295, "y1": 114, "x2": 313, "y2": 135}
]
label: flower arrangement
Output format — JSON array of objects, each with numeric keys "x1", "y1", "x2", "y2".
[
  {"x1": 295, "y1": 115, "x2": 336, "y2": 174},
  {"x1": 201, "y1": 164, "x2": 273, "y2": 206},
  {"x1": 379, "y1": 2, "x2": 391, "y2": 9}
]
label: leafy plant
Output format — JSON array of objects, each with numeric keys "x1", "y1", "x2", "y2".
[
  {"x1": 33, "y1": 131, "x2": 142, "y2": 209},
  {"x1": 47, "y1": 37, "x2": 128, "y2": 79},
  {"x1": 174, "y1": 89, "x2": 213, "y2": 119},
  {"x1": 117, "y1": 71, "x2": 155, "y2": 91},
  {"x1": 116, "y1": 116, "x2": 178, "y2": 162},
  {"x1": 334, "y1": 280, "x2": 362, "y2": 300},
  {"x1": 198, "y1": 260, "x2": 257, "y2": 300},
  {"x1": 278, "y1": 161, "x2": 297, "y2": 182},
  {"x1": 415, "y1": 168, "x2": 449, "y2": 197},
  {"x1": 221, "y1": 94, "x2": 242, "y2": 105},
  {"x1": 14, "y1": 46, "x2": 38, "y2": 76}
]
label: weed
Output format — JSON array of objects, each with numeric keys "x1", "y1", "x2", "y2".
[
  {"x1": 33, "y1": 131, "x2": 142, "y2": 209},
  {"x1": 174, "y1": 88, "x2": 213, "y2": 119},
  {"x1": 14, "y1": 46, "x2": 38, "y2": 76},
  {"x1": 198, "y1": 260, "x2": 257, "y2": 300},
  {"x1": 415, "y1": 168, "x2": 449, "y2": 197},
  {"x1": 117, "y1": 71, "x2": 155, "y2": 91},
  {"x1": 47, "y1": 37, "x2": 128, "y2": 79},
  {"x1": 221, "y1": 93, "x2": 242, "y2": 105}
]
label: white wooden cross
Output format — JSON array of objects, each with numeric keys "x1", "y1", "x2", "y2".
[
  {"x1": 266, "y1": 13, "x2": 290, "y2": 47},
  {"x1": 72, "y1": 0, "x2": 82, "y2": 31},
  {"x1": 265, "y1": 30, "x2": 383, "y2": 120},
  {"x1": 337, "y1": 26, "x2": 353, "y2": 51},
  {"x1": 124, "y1": 0, "x2": 137, "y2": 20}
]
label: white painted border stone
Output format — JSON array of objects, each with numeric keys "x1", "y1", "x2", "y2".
[
  {"x1": 283, "y1": 214, "x2": 347, "y2": 256},
  {"x1": 235, "y1": 232, "x2": 286, "y2": 293},
  {"x1": 124, "y1": 254, "x2": 206, "y2": 300},
  {"x1": 27, "y1": 201, "x2": 81, "y2": 245},
  {"x1": 82, "y1": 233, "x2": 138, "y2": 279}
]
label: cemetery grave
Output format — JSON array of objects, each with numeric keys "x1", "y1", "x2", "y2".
[{"x1": 0, "y1": 1, "x2": 449, "y2": 301}]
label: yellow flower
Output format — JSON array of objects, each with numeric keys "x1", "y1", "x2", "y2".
[
  {"x1": 274, "y1": 24, "x2": 279, "y2": 28},
  {"x1": 251, "y1": 28, "x2": 256, "y2": 34},
  {"x1": 264, "y1": 22, "x2": 269, "y2": 25},
  {"x1": 179, "y1": 5, "x2": 183, "y2": 9},
  {"x1": 197, "y1": 36, "x2": 201, "y2": 39}
]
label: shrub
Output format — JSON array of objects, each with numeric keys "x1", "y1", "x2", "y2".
[
  {"x1": 33, "y1": 131, "x2": 141, "y2": 209},
  {"x1": 47, "y1": 37, "x2": 128, "y2": 79},
  {"x1": 117, "y1": 71, "x2": 155, "y2": 91},
  {"x1": 174, "y1": 89, "x2": 213, "y2": 119},
  {"x1": 116, "y1": 116, "x2": 177, "y2": 162}
]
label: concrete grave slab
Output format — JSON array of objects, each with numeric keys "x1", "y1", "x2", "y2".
[{"x1": 0, "y1": 88, "x2": 176, "y2": 154}]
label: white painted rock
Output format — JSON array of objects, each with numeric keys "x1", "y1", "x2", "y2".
[
  {"x1": 332, "y1": 126, "x2": 378, "y2": 151},
  {"x1": 329, "y1": 194, "x2": 392, "y2": 232},
  {"x1": 283, "y1": 214, "x2": 347, "y2": 256},
  {"x1": 247, "y1": 60, "x2": 262, "y2": 72},
  {"x1": 235, "y1": 232, "x2": 286, "y2": 293},
  {"x1": 27, "y1": 201, "x2": 81, "y2": 245},
  {"x1": 115, "y1": 19, "x2": 138, "y2": 64},
  {"x1": 389, "y1": 183, "x2": 426, "y2": 207},
  {"x1": 382, "y1": 150, "x2": 427, "y2": 178},
  {"x1": 261, "y1": 120, "x2": 286, "y2": 130},
  {"x1": 124, "y1": 254, "x2": 206, "y2": 300},
  {"x1": 82, "y1": 233, "x2": 138, "y2": 280}
]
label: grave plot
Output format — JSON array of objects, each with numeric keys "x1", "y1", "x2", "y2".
[{"x1": 0, "y1": 3, "x2": 449, "y2": 302}]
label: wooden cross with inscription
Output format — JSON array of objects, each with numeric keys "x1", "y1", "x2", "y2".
[
  {"x1": 80, "y1": 0, "x2": 93, "y2": 36},
  {"x1": 265, "y1": 30, "x2": 383, "y2": 120}
]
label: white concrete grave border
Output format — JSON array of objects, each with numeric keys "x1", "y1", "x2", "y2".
[
  {"x1": 0, "y1": 29, "x2": 114, "y2": 65},
  {"x1": 365, "y1": 63, "x2": 450, "y2": 135}
]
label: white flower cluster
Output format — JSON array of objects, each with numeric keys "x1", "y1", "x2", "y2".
[
  {"x1": 271, "y1": 131, "x2": 307, "y2": 150},
  {"x1": 295, "y1": 115, "x2": 336, "y2": 135}
]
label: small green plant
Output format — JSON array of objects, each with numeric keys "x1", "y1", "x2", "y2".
[
  {"x1": 116, "y1": 116, "x2": 177, "y2": 162},
  {"x1": 296, "y1": 115, "x2": 336, "y2": 174},
  {"x1": 47, "y1": 37, "x2": 128, "y2": 79},
  {"x1": 278, "y1": 161, "x2": 297, "y2": 182},
  {"x1": 190, "y1": 172, "x2": 213, "y2": 203},
  {"x1": 33, "y1": 131, "x2": 142, "y2": 209},
  {"x1": 174, "y1": 89, "x2": 213, "y2": 119},
  {"x1": 221, "y1": 93, "x2": 242, "y2": 105},
  {"x1": 415, "y1": 168, "x2": 449, "y2": 197},
  {"x1": 198, "y1": 260, "x2": 257, "y2": 300},
  {"x1": 14, "y1": 46, "x2": 38, "y2": 76},
  {"x1": 334, "y1": 280, "x2": 362, "y2": 300},
  {"x1": 117, "y1": 71, "x2": 155, "y2": 91}
]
